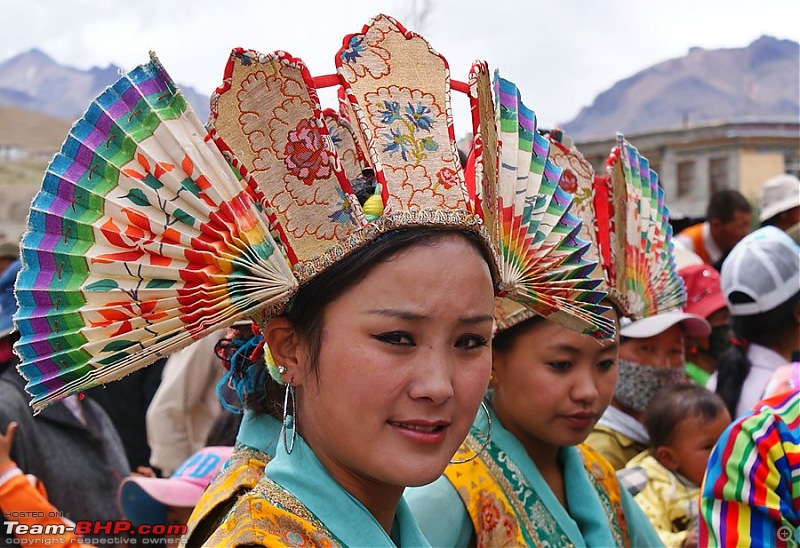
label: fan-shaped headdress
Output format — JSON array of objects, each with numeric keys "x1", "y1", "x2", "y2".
[
  {"x1": 14, "y1": 14, "x2": 612, "y2": 411},
  {"x1": 493, "y1": 130, "x2": 687, "y2": 333},
  {"x1": 596, "y1": 133, "x2": 686, "y2": 318}
]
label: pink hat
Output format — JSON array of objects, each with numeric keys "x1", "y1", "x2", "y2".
[
  {"x1": 679, "y1": 264, "x2": 728, "y2": 320},
  {"x1": 119, "y1": 446, "x2": 233, "y2": 526}
]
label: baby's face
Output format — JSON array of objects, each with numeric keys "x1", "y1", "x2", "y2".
[{"x1": 667, "y1": 411, "x2": 731, "y2": 485}]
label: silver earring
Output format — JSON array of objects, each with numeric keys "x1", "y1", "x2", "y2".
[
  {"x1": 449, "y1": 401, "x2": 492, "y2": 464},
  {"x1": 282, "y1": 383, "x2": 297, "y2": 454},
  {"x1": 277, "y1": 365, "x2": 287, "y2": 375}
]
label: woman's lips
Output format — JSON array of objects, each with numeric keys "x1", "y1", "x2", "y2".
[
  {"x1": 388, "y1": 420, "x2": 450, "y2": 444},
  {"x1": 562, "y1": 411, "x2": 596, "y2": 429}
]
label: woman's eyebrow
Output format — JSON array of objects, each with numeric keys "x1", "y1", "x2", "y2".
[{"x1": 364, "y1": 309, "x2": 493, "y2": 324}]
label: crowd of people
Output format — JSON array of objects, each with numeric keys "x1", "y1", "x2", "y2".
[{"x1": 0, "y1": 12, "x2": 798, "y2": 548}]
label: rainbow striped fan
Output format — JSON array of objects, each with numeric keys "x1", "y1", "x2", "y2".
[
  {"x1": 602, "y1": 133, "x2": 686, "y2": 319},
  {"x1": 14, "y1": 53, "x2": 297, "y2": 411},
  {"x1": 469, "y1": 64, "x2": 614, "y2": 338}
]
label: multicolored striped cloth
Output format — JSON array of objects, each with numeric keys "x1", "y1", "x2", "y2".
[{"x1": 699, "y1": 390, "x2": 800, "y2": 547}]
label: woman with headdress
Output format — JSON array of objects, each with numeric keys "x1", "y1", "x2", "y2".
[
  {"x1": 11, "y1": 14, "x2": 610, "y2": 548},
  {"x1": 706, "y1": 226, "x2": 800, "y2": 418},
  {"x1": 405, "y1": 132, "x2": 664, "y2": 546},
  {"x1": 583, "y1": 137, "x2": 712, "y2": 472}
]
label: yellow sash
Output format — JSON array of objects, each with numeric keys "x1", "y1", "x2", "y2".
[
  {"x1": 185, "y1": 446, "x2": 270, "y2": 547},
  {"x1": 204, "y1": 477, "x2": 343, "y2": 547},
  {"x1": 445, "y1": 435, "x2": 629, "y2": 547}
]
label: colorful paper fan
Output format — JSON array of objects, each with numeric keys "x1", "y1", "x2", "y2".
[
  {"x1": 599, "y1": 133, "x2": 686, "y2": 319},
  {"x1": 14, "y1": 53, "x2": 297, "y2": 412},
  {"x1": 469, "y1": 64, "x2": 614, "y2": 339}
]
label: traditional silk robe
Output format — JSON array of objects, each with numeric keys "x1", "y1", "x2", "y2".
[
  {"x1": 184, "y1": 411, "x2": 281, "y2": 547},
  {"x1": 206, "y1": 432, "x2": 431, "y2": 547},
  {"x1": 405, "y1": 404, "x2": 664, "y2": 547}
]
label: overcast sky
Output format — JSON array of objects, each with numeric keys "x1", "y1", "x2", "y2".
[{"x1": 2, "y1": 0, "x2": 798, "y2": 130}]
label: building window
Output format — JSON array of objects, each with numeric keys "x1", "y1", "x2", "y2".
[
  {"x1": 709, "y1": 157, "x2": 728, "y2": 193},
  {"x1": 677, "y1": 160, "x2": 695, "y2": 198},
  {"x1": 785, "y1": 150, "x2": 800, "y2": 178}
]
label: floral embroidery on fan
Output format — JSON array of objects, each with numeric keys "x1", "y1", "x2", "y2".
[
  {"x1": 328, "y1": 187, "x2": 354, "y2": 225},
  {"x1": 435, "y1": 167, "x2": 458, "y2": 190},
  {"x1": 284, "y1": 118, "x2": 332, "y2": 185},
  {"x1": 338, "y1": 34, "x2": 391, "y2": 82},
  {"x1": 367, "y1": 87, "x2": 442, "y2": 166},
  {"x1": 558, "y1": 168, "x2": 578, "y2": 194}
]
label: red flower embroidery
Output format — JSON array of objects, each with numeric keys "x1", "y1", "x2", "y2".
[
  {"x1": 500, "y1": 515, "x2": 517, "y2": 542},
  {"x1": 559, "y1": 169, "x2": 578, "y2": 194},
  {"x1": 284, "y1": 118, "x2": 332, "y2": 185},
  {"x1": 479, "y1": 495, "x2": 501, "y2": 531},
  {"x1": 436, "y1": 167, "x2": 459, "y2": 189}
]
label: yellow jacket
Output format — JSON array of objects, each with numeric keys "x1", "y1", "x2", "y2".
[
  {"x1": 586, "y1": 425, "x2": 647, "y2": 471},
  {"x1": 624, "y1": 451, "x2": 699, "y2": 548}
]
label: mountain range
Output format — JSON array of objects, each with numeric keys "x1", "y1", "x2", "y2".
[
  {"x1": 563, "y1": 35, "x2": 799, "y2": 140},
  {"x1": 0, "y1": 48, "x2": 209, "y2": 124},
  {"x1": 0, "y1": 35, "x2": 797, "y2": 145}
]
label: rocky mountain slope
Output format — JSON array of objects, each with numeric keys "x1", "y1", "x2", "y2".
[{"x1": 563, "y1": 35, "x2": 798, "y2": 140}]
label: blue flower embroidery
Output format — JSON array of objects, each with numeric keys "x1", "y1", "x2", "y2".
[
  {"x1": 405, "y1": 102, "x2": 434, "y2": 131},
  {"x1": 340, "y1": 36, "x2": 365, "y2": 64},
  {"x1": 328, "y1": 186, "x2": 355, "y2": 225},
  {"x1": 378, "y1": 101, "x2": 402, "y2": 125},
  {"x1": 377, "y1": 99, "x2": 438, "y2": 165}
]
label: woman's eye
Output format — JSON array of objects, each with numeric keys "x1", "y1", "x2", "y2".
[
  {"x1": 372, "y1": 331, "x2": 415, "y2": 346},
  {"x1": 455, "y1": 334, "x2": 488, "y2": 350},
  {"x1": 597, "y1": 359, "x2": 617, "y2": 371},
  {"x1": 547, "y1": 361, "x2": 571, "y2": 372}
]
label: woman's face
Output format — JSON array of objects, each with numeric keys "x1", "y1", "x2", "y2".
[
  {"x1": 619, "y1": 324, "x2": 685, "y2": 368},
  {"x1": 295, "y1": 234, "x2": 494, "y2": 490},
  {"x1": 491, "y1": 310, "x2": 619, "y2": 459}
]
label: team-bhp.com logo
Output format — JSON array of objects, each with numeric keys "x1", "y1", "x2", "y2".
[{"x1": 5, "y1": 519, "x2": 187, "y2": 538}]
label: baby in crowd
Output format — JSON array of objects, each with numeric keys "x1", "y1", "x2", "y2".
[{"x1": 621, "y1": 383, "x2": 731, "y2": 547}]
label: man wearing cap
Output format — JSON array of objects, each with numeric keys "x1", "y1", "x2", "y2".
[
  {"x1": 707, "y1": 226, "x2": 800, "y2": 418},
  {"x1": 674, "y1": 190, "x2": 753, "y2": 270},
  {"x1": 759, "y1": 173, "x2": 800, "y2": 244},
  {"x1": 679, "y1": 264, "x2": 731, "y2": 386},
  {"x1": 587, "y1": 310, "x2": 711, "y2": 470}
]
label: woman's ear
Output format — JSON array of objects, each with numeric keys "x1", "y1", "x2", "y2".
[
  {"x1": 490, "y1": 350, "x2": 503, "y2": 387},
  {"x1": 264, "y1": 317, "x2": 308, "y2": 386}
]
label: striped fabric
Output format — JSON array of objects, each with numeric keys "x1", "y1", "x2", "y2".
[{"x1": 699, "y1": 390, "x2": 800, "y2": 547}]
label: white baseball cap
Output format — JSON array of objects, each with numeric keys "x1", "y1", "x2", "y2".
[
  {"x1": 620, "y1": 310, "x2": 711, "y2": 339},
  {"x1": 759, "y1": 174, "x2": 800, "y2": 223},
  {"x1": 721, "y1": 226, "x2": 800, "y2": 316}
]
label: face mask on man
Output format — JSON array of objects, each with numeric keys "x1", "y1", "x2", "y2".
[
  {"x1": 704, "y1": 325, "x2": 732, "y2": 360},
  {"x1": 614, "y1": 359, "x2": 686, "y2": 413}
]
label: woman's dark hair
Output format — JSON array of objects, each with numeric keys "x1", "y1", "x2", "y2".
[
  {"x1": 643, "y1": 383, "x2": 728, "y2": 449},
  {"x1": 493, "y1": 297, "x2": 621, "y2": 352},
  {"x1": 714, "y1": 290, "x2": 800, "y2": 416},
  {"x1": 285, "y1": 226, "x2": 495, "y2": 376},
  {"x1": 492, "y1": 315, "x2": 546, "y2": 353}
]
